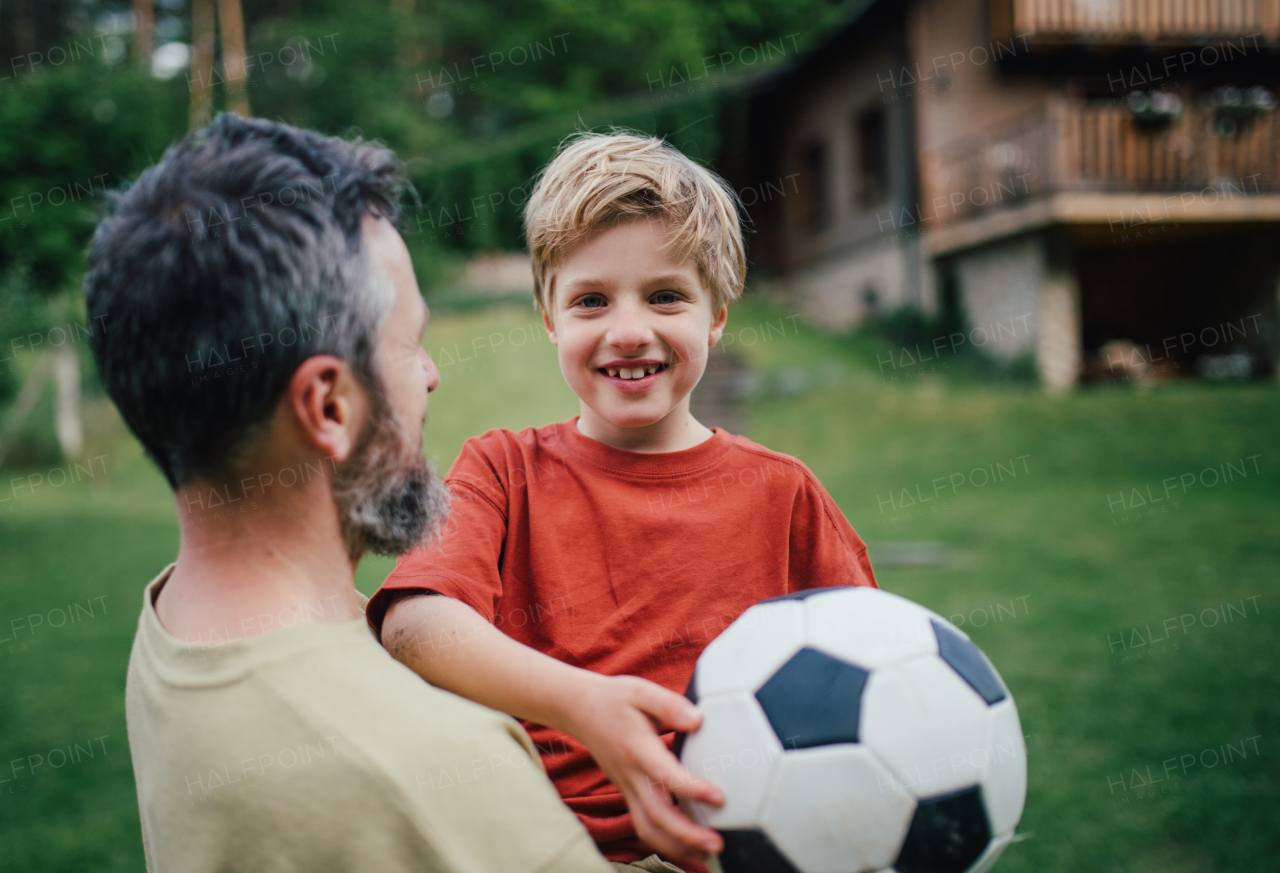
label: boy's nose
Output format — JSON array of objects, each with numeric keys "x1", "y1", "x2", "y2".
[{"x1": 606, "y1": 303, "x2": 654, "y2": 350}]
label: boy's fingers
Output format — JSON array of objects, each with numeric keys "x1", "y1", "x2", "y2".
[
  {"x1": 667, "y1": 767, "x2": 725, "y2": 807},
  {"x1": 644, "y1": 748, "x2": 724, "y2": 807},
  {"x1": 631, "y1": 806, "x2": 702, "y2": 861},
  {"x1": 632, "y1": 680, "x2": 702, "y2": 732},
  {"x1": 634, "y1": 783, "x2": 723, "y2": 858}
]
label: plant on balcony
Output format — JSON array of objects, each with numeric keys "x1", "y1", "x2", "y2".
[
  {"x1": 1126, "y1": 90, "x2": 1182, "y2": 127},
  {"x1": 1211, "y1": 86, "x2": 1276, "y2": 137}
]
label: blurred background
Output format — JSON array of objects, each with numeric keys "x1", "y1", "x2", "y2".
[{"x1": 0, "y1": 0, "x2": 1277, "y2": 870}]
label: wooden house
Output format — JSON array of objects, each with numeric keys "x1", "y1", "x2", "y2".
[{"x1": 739, "y1": 0, "x2": 1280, "y2": 387}]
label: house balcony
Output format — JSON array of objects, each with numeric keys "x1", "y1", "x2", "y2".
[
  {"x1": 919, "y1": 96, "x2": 1280, "y2": 254},
  {"x1": 993, "y1": 0, "x2": 1280, "y2": 45}
]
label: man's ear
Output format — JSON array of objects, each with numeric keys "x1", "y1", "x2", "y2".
[
  {"x1": 287, "y1": 355, "x2": 369, "y2": 464},
  {"x1": 709, "y1": 303, "x2": 728, "y2": 346}
]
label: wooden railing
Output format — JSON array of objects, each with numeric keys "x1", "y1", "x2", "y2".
[
  {"x1": 920, "y1": 99, "x2": 1280, "y2": 225},
  {"x1": 993, "y1": 0, "x2": 1280, "y2": 42}
]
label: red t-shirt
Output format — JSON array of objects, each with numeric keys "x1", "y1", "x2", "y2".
[{"x1": 368, "y1": 419, "x2": 877, "y2": 870}]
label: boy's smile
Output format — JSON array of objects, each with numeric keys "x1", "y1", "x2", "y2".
[
  {"x1": 542, "y1": 218, "x2": 726, "y2": 452},
  {"x1": 597, "y1": 359, "x2": 669, "y2": 388}
]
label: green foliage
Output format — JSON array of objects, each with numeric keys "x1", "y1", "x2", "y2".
[
  {"x1": 863, "y1": 305, "x2": 1039, "y2": 384},
  {"x1": 233, "y1": 0, "x2": 839, "y2": 284},
  {"x1": 404, "y1": 88, "x2": 744, "y2": 261},
  {"x1": 0, "y1": 61, "x2": 187, "y2": 297},
  {"x1": 0, "y1": 0, "x2": 848, "y2": 325}
]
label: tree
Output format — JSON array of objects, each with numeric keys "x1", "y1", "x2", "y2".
[
  {"x1": 190, "y1": 0, "x2": 216, "y2": 126},
  {"x1": 217, "y1": 0, "x2": 251, "y2": 116},
  {"x1": 133, "y1": 0, "x2": 154, "y2": 66}
]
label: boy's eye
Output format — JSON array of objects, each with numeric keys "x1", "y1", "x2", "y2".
[
  {"x1": 651, "y1": 291, "x2": 681, "y2": 305},
  {"x1": 576, "y1": 295, "x2": 607, "y2": 309}
]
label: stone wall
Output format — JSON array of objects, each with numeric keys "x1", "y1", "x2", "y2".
[
  {"x1": 787, "y1": 235, "x2": 919, "y2": 332},
  {"x1": 953, "y1": 237, "x2": 1041, "y2": 361},
  {"x1": 950, "y1": 233, "x2": 1081, "y2": 389}
]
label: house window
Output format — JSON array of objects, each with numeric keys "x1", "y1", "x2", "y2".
[
  {"x1": 798, "y1": 140, "x2": 828, "y2": 229},
  {"x1": 855, "y1": 108, "x2": 889, "y2": 206}
]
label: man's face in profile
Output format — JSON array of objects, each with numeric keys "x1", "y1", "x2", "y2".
[{"x1": 331, "y1": 215, "x2": 448, "y2": 557}]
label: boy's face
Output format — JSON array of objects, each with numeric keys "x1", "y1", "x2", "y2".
[{"x1": 542, "y1": 218, "x2": 726, "y2": 438}]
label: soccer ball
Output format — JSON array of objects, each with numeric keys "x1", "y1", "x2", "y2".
[{"x1": 677, "y1": 586, "x2": 1026, "y2": 873}]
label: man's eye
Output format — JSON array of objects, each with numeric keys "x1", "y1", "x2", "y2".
[{"x1": 652, "y1": 291, "x2": 680, "y2": 305}]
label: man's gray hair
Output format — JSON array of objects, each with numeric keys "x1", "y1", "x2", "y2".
[{"x1": 84, "y1": 115, "x2": 405, "y2": 488}]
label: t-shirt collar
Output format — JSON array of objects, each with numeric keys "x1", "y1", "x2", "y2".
[
  {"x1": 552, "y1": 416, "x2": 734, "y2": 479},
  {"x1": 137, "y1": 565, "x2": 374, "y2": 687}
]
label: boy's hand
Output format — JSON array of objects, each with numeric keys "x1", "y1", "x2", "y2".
[{"x1": 563, "y1": 673, "x2": 725, "y2": 861}]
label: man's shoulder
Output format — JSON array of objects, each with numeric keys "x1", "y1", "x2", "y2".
[
  {"x1": 128, "y1": 624, "x2": 540, "y2": 810},
  {"x1": 126, "y1": 627, "x2": 596, "y2": 873},
  {"x1": 128, "y1": 620, "x2": 530, "y2": 778},
  {"x1": 259, "y1": 630, "x2": 528, "y2": 749},
  {"x1": 243, "y1": 642, "x2": 602, "y2": 872}
]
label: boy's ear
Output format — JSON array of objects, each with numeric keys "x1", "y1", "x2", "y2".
[
  {"x1": 709, "y1": 303, "x2": 728, "y2": 346},
  {"x1": 540, "y1": 304, "x2": 558, "y2": 346}
]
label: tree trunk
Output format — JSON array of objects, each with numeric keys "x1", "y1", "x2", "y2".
[
  {"x1": 133, "y1": 0, "x2": 154, "y2": 66},
  {"x1": 216, "y1": 0, "x2": 251, "y2": 117},
  {"x1": 190, "y1": 0, "x2": 216, "y2": 128},
  {"x1": 53, "y1": 346, "x2": 83, "y2": 457},
  {"x1": 13, "y1": 0, "x2": 36, "y2": 58},
  {"x1": 391, "y1": 0, "x2": 418, "y2": 67}
]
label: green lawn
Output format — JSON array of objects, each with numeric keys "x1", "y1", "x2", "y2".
[{"x1": 1, "y1": 301, "x2": 1276, "y2": 872}]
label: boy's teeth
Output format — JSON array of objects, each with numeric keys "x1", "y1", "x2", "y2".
[{"x1": 604, "y1": 365, "x2": 665, "y2": 380}]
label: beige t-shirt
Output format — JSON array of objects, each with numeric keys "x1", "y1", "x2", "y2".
[{"x1": 125, "y1": 566, "x2": 611, "y2": 873}]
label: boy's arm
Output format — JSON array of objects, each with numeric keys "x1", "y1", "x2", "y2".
[{"x1": 381, "y1": 592, "x2": 725, "y2": 862}]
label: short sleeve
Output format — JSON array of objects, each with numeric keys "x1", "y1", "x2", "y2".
[
  {"x1": 787, "y1": 468, "x2": 878, "y2": 592},
  {"x1": 367, "y1": 442, "x2": 511, "y2": 633}
]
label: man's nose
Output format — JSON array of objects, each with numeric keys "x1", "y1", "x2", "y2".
[{"x1": 424, "y1": 352, "x2": 441, "y2": 393}]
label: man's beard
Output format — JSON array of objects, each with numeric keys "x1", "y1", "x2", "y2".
[{"x1": 331, "y1": 380, "x2": 450, "y2": 559}]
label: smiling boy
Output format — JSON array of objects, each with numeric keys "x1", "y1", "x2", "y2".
[{"x1": 369, "y1": 134, "x2": 877, "y2": 872}]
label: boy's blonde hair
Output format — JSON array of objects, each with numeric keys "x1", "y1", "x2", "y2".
[{"x1": 524, "y1": 132, "x2": 746, "y2": 311}]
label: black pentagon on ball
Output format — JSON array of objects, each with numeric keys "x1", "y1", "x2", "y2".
[
  {"x1": 931, "y1": 620, "x2": 1007, "y2": 705},
  {"x1": 894, "y1": 785, "x2": 992, "y2": 873},
  {"x1": 718, "y1": 828, "x2": 802, "y2": 873},
  {"x1": 755, "y1": 647, "x2": 869, "y2": 749}
]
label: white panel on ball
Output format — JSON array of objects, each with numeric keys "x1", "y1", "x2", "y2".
[
  {"x1": 760, "y1": 745, "x2": 915, "y2": 873},
  {"x1": 679, "y1": 692, "x2": 785, "y2": 829},
  {"x1": 695, "y1": 600, "x2": 807, "y2": 698},
  {"x1": 803, "y1": 588, "x2": 940, "y2": 670},
  {"x1": 980, "y1": 700, "x2": 1027, "y2": 835},
  {"x1": 860, "y1": 656, "x2": 993, "y2": 798}
]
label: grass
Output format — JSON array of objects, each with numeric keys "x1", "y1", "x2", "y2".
[{"x1": 1, "y1": 299, "x2": 1276, "y2": 872}]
